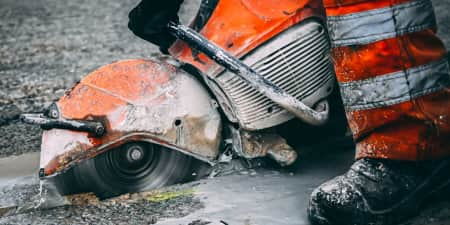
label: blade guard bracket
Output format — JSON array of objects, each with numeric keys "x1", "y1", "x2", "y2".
[{"x1": 21, "y1": 104, "x2": 106, "y2": 137}]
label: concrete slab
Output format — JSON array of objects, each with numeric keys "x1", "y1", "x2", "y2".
[{"x1": 158, "y1": 148, "x2": 354, "y2": 225}]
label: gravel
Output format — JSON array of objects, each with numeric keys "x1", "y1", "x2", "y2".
[{"x1": 0, "y1": 185, "x2": 204, "y2": 225}]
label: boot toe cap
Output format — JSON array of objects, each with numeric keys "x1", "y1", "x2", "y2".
[{"x1": 308, "y1": 176, "x2": 366, "y2": 225}]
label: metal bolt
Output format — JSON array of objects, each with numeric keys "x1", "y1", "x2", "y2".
[
  {"x1": 50, "y1": 110, "x2": 59, "y2": 118},
  {"x1": 95, "y1": 125, "x2": 105, "y2": 136},
  {"x1": 39, "y1": 168, "x2": 45, "y2": 178},
  {"x1": 130, "y1": 147, "x2": 143, "y2": 161}
]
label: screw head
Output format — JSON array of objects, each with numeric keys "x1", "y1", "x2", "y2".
[
  {"x1": 95, "y1": 125, "x2": 105, "y2": 136},
  {"x1": 49, "y1": 110, "x2": 59, "y2": 118}
]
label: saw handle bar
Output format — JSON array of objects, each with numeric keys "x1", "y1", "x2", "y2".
[
  {"x1": 21, "y1": 113, "x2": 105, "y2": 136},
  {"x1": 167, "y1": 22, "x2": 329, "y2": 126}
]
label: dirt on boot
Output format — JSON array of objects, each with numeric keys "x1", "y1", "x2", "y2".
[{"x1": 308, "y1": 158, "x2": 450, "y2": 225}]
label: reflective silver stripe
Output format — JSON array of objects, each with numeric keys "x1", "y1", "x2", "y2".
[
  {"x1": 340, "y1": 59, "x2": 450, "y2": 111},
  {"x1": 327, "y1": 0, "x2": 436, "y2": 47}
]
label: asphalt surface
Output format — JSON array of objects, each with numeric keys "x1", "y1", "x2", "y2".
[{"x1": 0, "y1": 0, "x2": 450, "y2": 224}]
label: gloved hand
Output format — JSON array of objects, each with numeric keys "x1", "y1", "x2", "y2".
[{"x1": 128, "y1": 0, "x2": 184, "y2": 54}]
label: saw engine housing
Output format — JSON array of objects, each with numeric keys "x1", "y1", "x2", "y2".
[
  {"x1": 214, "y1": 20, "x2": 334, "y2": 130},
  {"x1": 171, "y1": 0, "x2": 334, "y2": 130}
]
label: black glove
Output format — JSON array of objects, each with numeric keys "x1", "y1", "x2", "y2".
[{"x1": 128, "y1": 0, "x2": 184, "y2": 53}]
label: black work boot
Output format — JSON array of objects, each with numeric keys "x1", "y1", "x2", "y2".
[{"x1": 308, "y1": 158, "x2": 450, "y2": 225}]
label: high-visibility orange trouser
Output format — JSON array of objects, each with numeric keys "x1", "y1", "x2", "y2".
[{"x1": 323, "y1": 0, "x2": 450, "y2": 161}]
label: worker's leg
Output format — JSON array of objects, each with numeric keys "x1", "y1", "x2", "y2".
[
  {"x1": 308, "y1": 0, "x2": 450, "y2": 224},
  {"x1": 326, "y1": 0, "x2": 449, "y2": 161}
]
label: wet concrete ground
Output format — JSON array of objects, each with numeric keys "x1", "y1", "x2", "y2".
[
  {"x1": 1, "y1": 144, "x2": 450, "y2": 225},
  {"x1": 1, "y1": 0, "x2": 450, "y2": 224},
  {"x1": 0, "y1": 143, "x2": 354, "y2": 225}
]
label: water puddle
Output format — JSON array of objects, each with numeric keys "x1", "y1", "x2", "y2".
[
  {"x1": 0, "y1": 152, "x2": 68, "y2": 217},
  {"x1": 13, "y1": 180, "x2": 69, "y2": 214},
  {"x1": 0, "y1": 150, "x2": 263, "y2": 219},
  {"x1": 0, "y1": 152, "x2": 39, "y2": 183}
]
